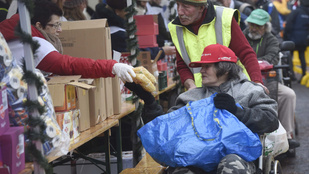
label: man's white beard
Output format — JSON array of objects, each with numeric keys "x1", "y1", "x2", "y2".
[{"x1": 248, "y1": 32, "x2": 262, "y2": 40}]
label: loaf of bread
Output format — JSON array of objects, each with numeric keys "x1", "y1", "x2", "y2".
[
  {"x1": 133, "y1": 66, "x2": 157, "y2": 85},
  {"x1": 132, "y1": 66, "x2": 157, "y2": 92}
]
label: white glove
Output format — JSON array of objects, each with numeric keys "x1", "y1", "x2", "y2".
[{"x1": 112, "y1": 63, "x2": 136, "y2": 83}]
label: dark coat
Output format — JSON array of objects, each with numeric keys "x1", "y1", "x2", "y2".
[
  {"x1": 243, "y1": 28, "x2": 280, "y2": 65},
  {"x1": 284, "y1": 5, "x2": 309, "y2": 51}
]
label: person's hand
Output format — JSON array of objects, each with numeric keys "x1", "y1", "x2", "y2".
[
  {"x1": 214, "y1": 93, "x2": 237, "y2": 115},
  {"x1": 256, "y1": 82, "x2": 269, "y2": 94},
  {"x1": 184, "y1": 79, "x2": 196, "y2": 90},
  {"x1": 162, "y1": 46, "x2": 176, "y2": 55},
  {"x1": 112, "y1": 63, "x2": 136, "y2": 83}
]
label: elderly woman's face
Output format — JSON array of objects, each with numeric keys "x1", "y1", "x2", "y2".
[
  {"x1": 44, "y1": 15, "x2": 62, "y2": 37},
  {"x1": 200, "y1": 64, "x2": 228, "y2": 87}
]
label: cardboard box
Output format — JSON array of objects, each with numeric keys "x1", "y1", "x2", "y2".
[
  {"x1": 48, "y1": 75, "x2": 95, "y2": 133},
  {"x1": 134, "y1": 15, "x2": 159, "y2": 36},
  {"x1": 59, "y1": 19, "x2": 112, "y2": 60},
  {"x1": 85, "y1": 78, "x2": 107, "y2": 126},
  {"x1": 0, "y1": 126, "x2": 25, "y2": 174},
  {"x1": 48, "y1": 76, "x2": 80, "y2": 112},
  {"x1": 137, "y1": 35, "x2": 158, "y2": 48},
  {"x1": 76, "y1": 84, "x2": 94, "y2": 131},
  {"x1": 111, "y1": 77, "x2": 122, "y2": 115},
  {"x1": 105, "y1": 78, "x2": 114, "y2": 117},
  {"x1": 137, "y1": 52, "x2": 159, "y2": 76},
  {"x1": 0, "y1": 86, "x2": 9, "y2": 135}
]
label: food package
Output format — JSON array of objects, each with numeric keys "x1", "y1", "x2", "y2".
[
  {"x1": 0, "y1": 34, "x2": 69, "y2": 157},
  {"x1": 132, "y1": 66, "x2": 157, "y2": 93}
]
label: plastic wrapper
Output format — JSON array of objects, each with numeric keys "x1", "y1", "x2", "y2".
[
  {"x1": 0, "y1": 33, "x2": 13, "y2": 81},
  {"x1": 0, "y1": 34, "x2": 69, "y2": 157},
  {"x1": 132, "y1": 66, "x2": 157, "y2": 93}
]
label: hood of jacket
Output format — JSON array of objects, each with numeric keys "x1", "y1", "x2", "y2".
[
  {"x1": 0, "y1": 14, "x2": 44, "y2": 42},
  {"x1": 92, "y1": 3, "x2": 126, "y2": 28}
]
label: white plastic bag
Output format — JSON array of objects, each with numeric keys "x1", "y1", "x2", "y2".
[{"x1": 264, "y1": 121, "x2": 289, "y2": 157}]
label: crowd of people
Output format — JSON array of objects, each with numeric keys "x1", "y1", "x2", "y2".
[{"x1": 0, "y1": 0, "x2": 307, "y2": 173}]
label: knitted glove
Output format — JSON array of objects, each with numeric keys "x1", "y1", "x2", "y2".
[
  {"x1": 112, "y1": 63, "x2": 136, "y2": 83},
  {"x1": 214, "y1": 93, "x2": 237, "y2": 115}
]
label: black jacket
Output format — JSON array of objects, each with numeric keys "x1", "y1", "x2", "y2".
[{"x1": 284, "y1": 5, "x2": 309, "y2": 50}]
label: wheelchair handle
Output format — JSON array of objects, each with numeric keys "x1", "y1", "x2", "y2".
[{"x1": 272, "y1": 64, "x2": 290, "y2": 70}]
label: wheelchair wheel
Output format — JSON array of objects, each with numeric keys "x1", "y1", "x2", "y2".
[
  {"x1": 272, "y1": 160, "x2": 283, "y2": 174},
  {"x1": 263, "y1": 156, "x2": 283, "y2": 174}
]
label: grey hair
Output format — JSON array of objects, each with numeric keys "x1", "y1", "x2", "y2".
[{"x1": 214, "y1": 62, "x2": 243, "y2": 80}]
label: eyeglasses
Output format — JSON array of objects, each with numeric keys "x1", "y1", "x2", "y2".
[{"x1": 46, "y1": 22, "x2": 62, "y2": 29}]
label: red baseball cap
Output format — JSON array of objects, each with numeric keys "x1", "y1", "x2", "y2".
[{"x1": 189, "y1": 44, "x2": 237, "y2": 68}]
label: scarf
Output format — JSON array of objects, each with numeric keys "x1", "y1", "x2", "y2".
[{"x1": 35, "y1": 26, "x2": 63, "y2": 54}]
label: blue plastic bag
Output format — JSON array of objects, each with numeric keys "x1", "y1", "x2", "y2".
[{"x1": 137, "y1": 94, "x2": 262, "y2": 172}]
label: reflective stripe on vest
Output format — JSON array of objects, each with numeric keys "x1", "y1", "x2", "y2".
[
  {"x1": 174, "y1": 7, "x2": 249, "y2": 86},
  {"x1": 176, "y1": 6, "x2": 226, "y2": 86}
]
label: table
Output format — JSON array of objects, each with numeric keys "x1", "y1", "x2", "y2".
[
  {"x1": 20, "y1": 80, "x2": 176, "y2": 174},
  {"x1": 20, "y1": 102, "x2": 136, "y2": 174}
]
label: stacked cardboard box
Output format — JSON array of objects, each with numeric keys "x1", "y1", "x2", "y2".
[
  {"x1": 48, "y1": 75, "x2": 95, "y2": 132},
  {"x1": 58, "y1": 19, "x2": 122, "y2": 125},
  {"x1": 134, "y1": 15, "x2": 159, "y2": 48}
]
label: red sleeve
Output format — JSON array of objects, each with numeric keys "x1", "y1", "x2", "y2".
[
  {"x1": 37, "y1": 51, "x2": 117, "y2": 78},
  {"x1": 0, "y1": 14, "x2": 44, "y2": 41},
  {"x1": 229, "y1": 18, "x2": 263, "y2": 83},
  {"x1": 176, "y1": 50, "x2": 194, "y2": 84}
]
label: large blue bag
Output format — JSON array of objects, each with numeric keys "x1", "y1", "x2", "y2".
[{"x1": 137, "y1": 94, "x2": 262, "y2": 172}]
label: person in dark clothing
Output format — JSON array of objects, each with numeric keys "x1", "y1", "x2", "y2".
[
  {"x1": 92, "y1": 0, "x2": 175, "y2": 60},
  {"x1": 0, "y1": 0, "x2": 10, "y2": 22},
  {"x1": 244, "y1": 9, "x2": 300, "y2": 149},
  {"x1": 218, "y1": 0, "x2": 255, "y2": 30},
  {"x1": 144, "y1": 0, "x2": 173, "y2": 47},
  {"x1": 92, "y1": 0, "x2": 165, "y2": 122},
  {"x1": 252, "y1": 0, "x2": 283, "y2": 40},
  {"x1": 284, "y1": 0, "x2": 309, "y2": 81}
]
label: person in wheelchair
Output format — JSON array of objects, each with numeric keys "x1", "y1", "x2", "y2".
[
  {"x1": 243, "y1": 9, "x2": 300, "y2": 149},
  {"x1": 166, "y1": 44, "x2": 279, "y2": 174}
]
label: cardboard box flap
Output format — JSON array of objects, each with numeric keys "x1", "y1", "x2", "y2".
[
  {"x1": 47, "y1": 75, "x2": 82, "y2": 84},
  {"x1": 61, "y1": 19, "x2": 109, "y2": 30},
  {"x1": 68, "y1": 81, "x2": 96, "y2": 90}
]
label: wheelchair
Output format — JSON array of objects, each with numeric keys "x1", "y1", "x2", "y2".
[
  {"x1": 256, "y1": 135, "x2": 283, "y2": 174},
  {"x1": 257, "y1": 41, "x2": 296, "y2": 174}
]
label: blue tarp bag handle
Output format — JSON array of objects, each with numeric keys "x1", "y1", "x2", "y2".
[{"x1": 185, "y1": 94, "x2": 222, "y2": 141}]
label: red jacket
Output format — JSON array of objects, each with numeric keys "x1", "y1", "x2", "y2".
[
  {"x1": 176, "y1": 9, "x2": 263, "y2": 84},
  {"x1": 0, "y1": 14, "x2": 117, "y2": 78}
]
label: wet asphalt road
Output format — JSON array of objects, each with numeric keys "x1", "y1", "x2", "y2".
[{"x1": 279, "y1": 75, "x2": 309, "y2": 174}]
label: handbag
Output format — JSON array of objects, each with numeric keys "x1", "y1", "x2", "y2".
[{"x1": 137, "y1": 93, "x2": 262, "y2": 172}]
